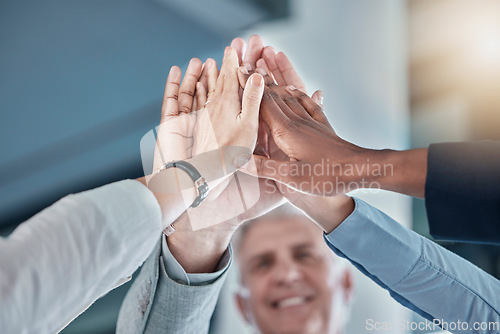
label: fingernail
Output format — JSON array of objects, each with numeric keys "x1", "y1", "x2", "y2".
[
  {"x1": 256, "y1": 68, "x2": 267, "y2": 76},
  {"x1": 244, "y1": 63, "x2": 253, "y2": 72},
  {"x1": 287, "y1": 85, "x2": 296, "y2": 91},
  {"x1": 315, "y1": 90, "x2": 324, "y2": 105},
  {"x1": 239, "y1": 66, "x2": 249, "y2": 75},
  {"x1": 234, "y1": 154, "x2": 252, "y2": 168},
  {"x1": 251, "y1": 74, "x2": 263, "y2": 87},
  {"x1": 224, "y1": 47, "x2": 231, "y2": 56}
]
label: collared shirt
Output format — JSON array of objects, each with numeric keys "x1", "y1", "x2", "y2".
[
  {"x1": 325, "y1": 198, "x2": 500, "y2": 333},
  {"x1": 0, "y1": 180, "x2": 163, "y2": 334}
]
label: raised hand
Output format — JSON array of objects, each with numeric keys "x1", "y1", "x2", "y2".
[
  {"x1": 191, "y1": 47, "x2": 264, "y2": 156},
  {"x1": 152, "y1": 59, "x2": 202, "y2": 173},
  {"x1": 240, "y1": 80, "x2": 368, "y2": 197}
]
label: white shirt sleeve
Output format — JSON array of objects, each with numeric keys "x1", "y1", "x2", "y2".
[{"x1": 0, "y1": 179, "x2": 162, "y2": 334}]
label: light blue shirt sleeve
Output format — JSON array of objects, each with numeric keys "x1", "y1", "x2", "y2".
[
  {"x1": 324, "y1": 197, "x2": 500, "y2": 333},
  {"x1": 161, "y1": 236, "x2": 231, "y2": 285}
]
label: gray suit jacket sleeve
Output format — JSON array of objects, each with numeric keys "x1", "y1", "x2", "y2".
[{"x1": 116, "y1": 241, "x2": 230, "y2": 334}]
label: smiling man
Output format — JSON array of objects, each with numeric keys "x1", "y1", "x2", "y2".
[{"x1": 233, "y1": 206, "x2": 353, "y2": 334}]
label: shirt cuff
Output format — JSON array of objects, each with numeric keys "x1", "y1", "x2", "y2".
[
  {"x1": 324, "y1": 197, "x2": 422, "y2": 286},
  {"x1": 161, "y1": 236, "x2": 232, "y2": 285}
]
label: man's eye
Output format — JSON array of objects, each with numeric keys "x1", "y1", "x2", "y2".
[
  {"x1": 254, "y1": 260, "x2": 271, "y2": 270},
  {"x1": 257, "y1": 260, "x2": 270, "y2": 268},
  {"x1": 296, "y1": 252, "x2": 312, "y2": 260}
]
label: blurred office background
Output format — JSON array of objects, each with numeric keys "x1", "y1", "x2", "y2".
[{"x1": 0, "y1": 0, "x2": 498, "y2": 333}]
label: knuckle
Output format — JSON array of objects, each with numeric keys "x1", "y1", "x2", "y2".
[
  {"x1": 264, "y1": 75, "x2": 274, "y2": 84},
  {"x1": 168, "y1": 81, "x2": 180, "y2": 88},
  {"x1": 244, "y1": 94, "x2": 260, "y2": 107},
  {"x1": 263, "y1": 91, "x2": 274, "y2": 101},
  {"x1": 282, "y1": 93, "x2": 296, "y2": 104},
  {"x1": 295, "y1": 92, "x2": 309, "y2": 103},
  {"x1": 275, "y1": 119, "x2": 296, "y2": 135},
  {"x1": 186, "y1": 72, "x2": 200, "y2": 80},
  {"x1": 178, "y1": 105, "x2": 192, "y2": 114},
  {"x1": 179, "y1": 89, "x2": 195, "y2": 98},
  {"x1": 312, "y1": 104, "x2": 324, "y2": 115},
  {"x1": 266, "y1": 89, "x2": 280, "y2": 100},
  {"x1": 166, "y1": 93, "x2": 178, "y2": 101}
]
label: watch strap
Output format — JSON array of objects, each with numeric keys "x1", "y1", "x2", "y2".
[{"x1": 163, "y1": 160, "x2": 209, "y2": 208}]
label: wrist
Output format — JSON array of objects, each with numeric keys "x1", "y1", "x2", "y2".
[
  {"x1": 323, "y1": 144, "x2": 391, "y2": 192},
  {"x1": 187, "y1": 147, "x2": 252, "y2": 191},
  {"x1": 369, "y1": 148, "x2": 427, "y2": 197},
  {"x1": 362, "y1": 149, "x2": 396, "y2": 185},
  {"x1": 166, "y1": 222, "x2": 235, "y2": 273},
  {"x1": 290, "y1": 193, "x2": 355, "y2": 234}
]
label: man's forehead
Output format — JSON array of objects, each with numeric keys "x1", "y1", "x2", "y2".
[{"x1": 238, "y1": 216, "x2": 323, "y2": 260}]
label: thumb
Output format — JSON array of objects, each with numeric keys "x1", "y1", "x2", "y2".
[{"x1": 241, "y1": 73, "x2": 264, "y2": 122}]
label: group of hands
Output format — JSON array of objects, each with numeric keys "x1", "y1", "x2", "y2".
[{"x1": 151, "y1": 35, "x2": 361, "y2": 273}]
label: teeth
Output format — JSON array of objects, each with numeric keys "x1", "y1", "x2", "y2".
[{"x1": 276, "y1": 296, "x2": 307, "y2": 308}]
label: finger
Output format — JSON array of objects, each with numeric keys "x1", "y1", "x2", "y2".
[
  {"x1": 256, "y1": 67, "x2": 276, "y2": 87},
  {"x1": 256, "y1": 58, "x2": 278, "y2": 85},
  {"x1": 198, "y1": 61, "x2": 208, "y2": 92},
  {"x1": 286, "y1": 86, "x2": 331, "y2": 125},
  {"x1": 311, "y1": 89, "x2": 324, "y2": 107},
  {"x1": 222, "y1": 47, "x2": 240, "y2": 97},
  {"x1": 309, "y1": 89, "x2": 331, "y2": 126},
  {"x1": 260, "y1": 86, "x2": 294, "y2": 134},
  {"x1": 240, "y1": 73, "x2": 264, "y2": 121},
  {"x1": 254, "y1": 119, "x2": 270, "y2": 157},
  {"x1": 276, "y1": 52, "x2": 307, "y2": 93},
  {"x1": 178, "y1": 58, "x2": 203, "y2": 114},
  {"x1": 262, "y1": 46, "x2": 286, "y2": 86},
  {"x1": 215, "y1": 47, "x2": 231, "y2": 96},
  {"x1": 256, "y1": 58, "x2": 271, "y2": 75},
  {"x1": 205, "y1": 58, "x2": 218, "y2": 94},
  {"x1": 243, "y1": 34, "x2": 264, "y2": 69},
  {"x1": 161, "y1": 66, "x2": 181, "y2": 120},
  {"x1": 196, "y1": 82, "x2": 207, "y2": 110},
  {"x1": 237, "y1": 65, "x2": 251, "y2": 89},
  {"x1": 230, "y1": 37, "x2": 246, "y2": 64},
  {"x1": 265, "y1": 86, "x2": 301, "y2": 120},
  {"x1": 279, "y1": 87, "x2": 313, "y2": 120}
]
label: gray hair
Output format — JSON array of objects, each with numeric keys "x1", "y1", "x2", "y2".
[{"x1": 232, "y1": 203, "x2": 307, "y2": 255}]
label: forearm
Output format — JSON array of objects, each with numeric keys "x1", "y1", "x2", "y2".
[
  {"x1": 166, "y1": 224, "x2": 235, "y2": 273},
  {"x1": 0, "y1": 180, "x2": 162, "y2": 333},
  {"x1": 325, "y1": 198, "x2": 500, "y2": 329},
  {"x1": 289, "y1": 193, "x2": 355, "y2": 233},
  {"x1": 361, "y1": 148, "x2": 428, "y2": 198}
]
